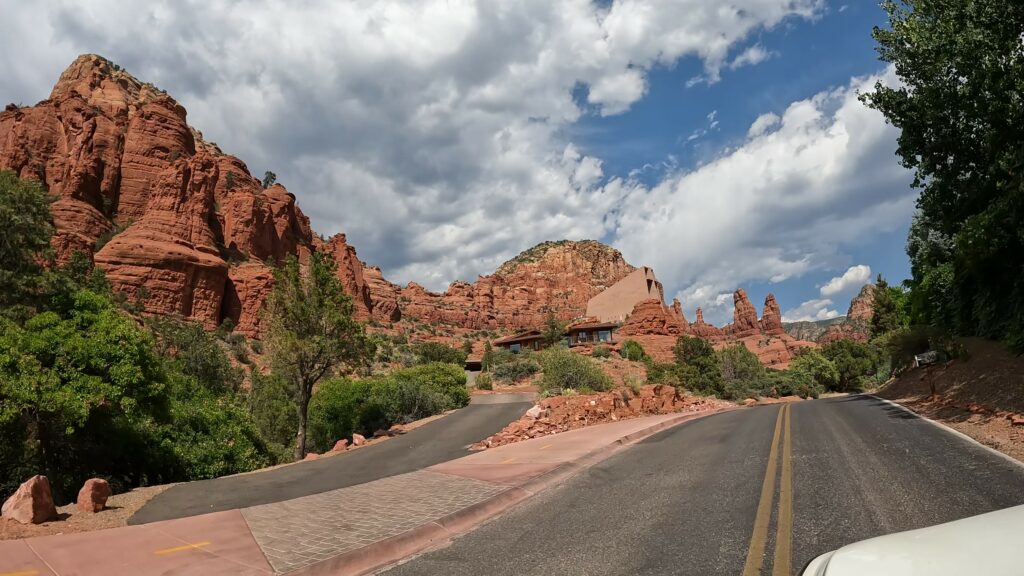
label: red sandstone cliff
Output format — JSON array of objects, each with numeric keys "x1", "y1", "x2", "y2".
[
  {"x1": 390, "y1": 240, "x2": 635, "y2": 330},
  {"x1": 618, "y1": 298, "x2": 689, "y2": 337},
  {"x1": 817, "y1": 284, "x2": 876, "y2": 345},
  {"x1": 0, "y1": 54, "x2": 376, "y2": 335}
]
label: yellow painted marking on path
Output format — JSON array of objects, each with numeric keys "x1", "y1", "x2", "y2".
[
  {"x1": 539, "y1": 444, "x2": 553, "y2": 450},
  {"x1": 153, "y1": 541, "x2": 212, "y2": 555},
  {"x1": 773, "y1": 403, "x2": 794, "y2": 576},
  {"x1": 0, "y1": 570, "x2": 40, "y2": 576},
  {"x1": 499, "y1": 457, "x2": 518, "y2": 464},
  {"x1": 741, "y1": 404, "x2": 786, "y2": 576}
]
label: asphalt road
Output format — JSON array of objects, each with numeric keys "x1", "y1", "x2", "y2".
[
  {"x1": 128, "y1": 393, "x2": 533, "y2": 524},
  {"x1": 383, "y1": 395, "x2": 1024, "y2": 576}
]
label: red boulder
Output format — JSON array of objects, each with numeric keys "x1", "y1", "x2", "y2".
[
  {"x1": 2, "y1": 475, "x2": 58, "y2": 524},
  {"x1": 76, "y1": 478, "x2": 112, "y2": 513}
]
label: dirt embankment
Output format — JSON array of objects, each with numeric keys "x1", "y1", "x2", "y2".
[{"x1": 875, "y1": 337, "x2": 1024, "y2": 462}]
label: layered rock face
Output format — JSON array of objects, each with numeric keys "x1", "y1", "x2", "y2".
[
  {"x1": 818, "y1": 284, "x2": 876, "y2": 345},
  {"x1": 0, "y1": 55, "x2": 383, "y2": 335},
  {"x1": 393, "y1": 240, "x2": 636, "y2": 330},
  {"x1": 618, "y1": 298, "x2": 689, "y2": 337},
  {"x1": 618, "y1": 291, "x2": 813, "y2": 368}
]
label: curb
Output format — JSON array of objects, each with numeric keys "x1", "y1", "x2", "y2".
[
  {"x1": 865, "y1": 394, "x2": 1024, "y2": 471},
  {"x1": 295, "y1": 405, "x2": 739, "y2": 576}
]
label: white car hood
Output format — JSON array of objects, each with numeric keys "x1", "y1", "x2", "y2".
[{"x1": 804, "y1": 504, "x2": 1024, "y2": 576}]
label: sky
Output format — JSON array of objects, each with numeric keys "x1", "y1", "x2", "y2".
[{"x1": 0, "y1": 0, "x2": 917, "y2": 325}]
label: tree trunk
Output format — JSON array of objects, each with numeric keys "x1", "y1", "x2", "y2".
[{"x1": 294, "y1": 389, "x2": 310, "y2": 461}]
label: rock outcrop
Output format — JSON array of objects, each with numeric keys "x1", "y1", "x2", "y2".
[
  {"x1": 691, "y1": 307, "x2": 724, "y2": 339},
  {"x1": 618, "y1": 298, "x2": 689, "y2": 336},
  {"x1": 1, "y1": 475, "x2": 57, "y2": 524},
  {"x1": 817, "y1": 284, "x2": 876, "y2": 345},
  {"x1": 760, "y1": 294, "x2": 785, "y2": 335},
  {"x1": 728, "y1": 289, "x2": 761, "y2": 337},
  {"x1": 394, "y1": 240, "x2": 635, "y2": 330}
]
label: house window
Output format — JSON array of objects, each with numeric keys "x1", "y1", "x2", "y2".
[
  {"x1": 577, "y1": 331, "x2": 588, "y2": 343},
  {"x1": 510, "y1": 343, "x2": 521, "y2": 353},
  {"x1": 598, "y1": 330, "x2": 612, "y2": 342}
]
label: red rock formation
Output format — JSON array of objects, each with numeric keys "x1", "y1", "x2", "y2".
[
  {"x1": 0, "y1": 55, "x2": 341, "y2": 336},
  {"x1": 729, "y1": 289, "x2": 760, "y2": 337},
  {"x1": 691, "y1": 307, "x2": 724, "y2": 339},
  {"x1": 397, "y1": 240, "x2": 635, "y2": 330},
  {"x1": 760, "y1": 293, "x2": 785, "y2": 335},
  {"x1": 817, "y1": 284, "x2": 876, "y2": 345},
  {"x1": 618, "y1": 298, "x2": 689, "y2": 336},
  {"x1": 363, "y1": 265, "x2": 402, "y2": 322},
  {"x1": 319, "y1": 234, "x2": 374, "y2": 321}
]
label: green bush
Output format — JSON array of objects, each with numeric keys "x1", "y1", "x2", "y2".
[
  {"x1": 592, "y1": 345, "x2": 611, "y2": 358},
  {"x1": 248, "y1": 371, "x2": 296, "y2": 461},
  {"x1": 673, "y1": 336, "x2": 724, "y2": 397},
  {"x1": 645, "y1": 360, "x2": 685, "y2": 387},
  {"x1": 475, "y1": 373, "x2": 493, "y2": 390},
  {"x1": 820, "y1": 340, "x2": 879, "y2": 392},
  {"x1": 620, "y1": 339, "x2": 647, "y2": 361},
  {"x1": 412, "y1": 341, "x2": 467, "y2": 365},
  {"x1": 148, "y1": 315, "x2": 244, "y2": 392},
  {"x1": 765, "y1": 369, "x2": 822, "y2": 399},
  {"x1": 493, "y1": 359, "x2": 541, "y2": 382},
  {"x1": 717, "y1": 344, "x2": 767, "y2": 400},
  {"x1": 886, "y1": 326, "x2": 966, "y2": 372},
  {"x1": 788, "y1": 348, "x2": 840, "y2": 392},
  {"x1": 307, "y1": 363, "x2": 469, "y2": 453},
  {"x1": 538, "y1": 347, "x2": 612, "y2": 393}
]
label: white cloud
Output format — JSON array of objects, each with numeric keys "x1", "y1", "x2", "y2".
[
  {"x1": 729, "y1": 44, "x2": 774, "y2": 70},
  {"x1": 782, "y1": 298, "x2": 840, "y2": 322},
  {"x1": 820, "y1": 264, "x2": 872, "y2": 296},
  {"x1": 0, "y1": 0, "x2": 823, "y2": 291},
  {"x1": 611, "y1": 66, "x2": 914, "y2": 324},
  {"x1": 748, "y1": 112, "x2": 781, "y2": 138}
]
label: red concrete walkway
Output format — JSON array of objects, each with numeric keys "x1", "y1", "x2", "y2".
[{"x1": 0, "y1": 408, "x2": 732, "y2": 576}]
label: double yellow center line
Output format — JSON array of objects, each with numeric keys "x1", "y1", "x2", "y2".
[{"x1": 742, "y1": 403, "x2": 794, "y2": 576}]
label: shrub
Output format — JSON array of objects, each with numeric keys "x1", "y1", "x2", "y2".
[
  {"x1": 308, "y1": 378, "x2": 374, "y2": 453},
  {"x1": 476, "y1": 373, "x2": 494, "y2": 390},
  {"x1": 537, "y1": 347, "x2": 612, "y2": 393},
  {"x1": 820, "y1": 340, "x2": 879, "y2": 392},
  {"x1": 248, "y1": 371, "x2": 296, "y2": 461},
  {"x1": 148, "y1": 315, "x2": 244, "y2": 392},
  {"x1": 493, "y1": 359, "x2": 541, "y2": 382},
  {"x1": 390, "y1": 362, "x2": 470, "y2": 408},
  {"x1": 886, "y1": 325, "x2": 966, "y2": 371},
  {"x1": 717, "y1": 344, "x2": 767, "y2": 400},
  {"x1": 645, "y1": 360, "x2": 686, "y2": 387},
  {"x1": 592, "y1": 345, "x2": 611, "y2": 358},
  {"x1": 673, "y1": 336, "x2": 723, "y2": 397},
  {"x1": 788, "y1": 348, "x2": 840, "y2": 392},
  {"x1": 765, "y1": 369, "x2": 822, "y2": 399},
  {"x1": 620, "y1": 339, "x2": 647, "y2": 361},
  {"x1": 412, "y1": 341, "x2": 468, "y2": 365}
]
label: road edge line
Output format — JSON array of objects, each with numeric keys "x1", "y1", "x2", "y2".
[
  {"x1": 297, "y1": 405, "x2": 740, "y2": 576},
  {"x1": 866, "y1": 394, "x2": 1024, "y2": 471}
]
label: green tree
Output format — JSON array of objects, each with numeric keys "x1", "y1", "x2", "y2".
[
  {"x1": 541, "y1": 312, "x2": 567, "y2": 347},
  {"x1": 0, "y1": 171, "x2": 54, "y2": 314},
  {"x1": 462, "y1": 339, "x2": 473, "y2": 355},
  {"x1": 412, "y1": 341, "x2": 467, "y2": 365},
  {"x1": 0, "y1": 290, "x2": 171, "y2": 499},
  {"x1": 481, "y1": 340, "x2": 494, "y2": 372},
  {"x1": 673, "y1": 336, "x2": 723, "y2": 397},
  {"x1": 717, "y1": 344, "x2": 767, "y2": 400},
  {"x1": 820, "y1": 340, "x2": 879, "y2": 392},
  {"x1": 870, "y1": 274, "x2": 904, "y2": 338},
  {"x1": 788, "y1": 349, "x2": 839, "y2": 393},
  {"x1": 247, "y1": 370, "x2": 297, "y2": 460},
  {"x1": 262, "y1": 171, "x2": 277, "y2": 189},
  {"x1": 861, "y1": 0, "x2": 1024, "y2": 348},
  {"x1": 265, "y1": 253, "x2": 371, "y2": 460}
]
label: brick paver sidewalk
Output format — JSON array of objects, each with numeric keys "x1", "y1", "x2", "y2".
[{"x1": 242, "y1": 471, "x2": 505, "y2": 573}]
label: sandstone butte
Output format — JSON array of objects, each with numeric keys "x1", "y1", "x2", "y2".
[
  {"x1": 616, "y1": 289, "x2": 817, "y2": 369},
  {"x1": 817, "y1": 283, "x2": 877, "y2": 345},
  {"x1": 0, "y1": 54, "x2": 865, "y2": 365}
]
